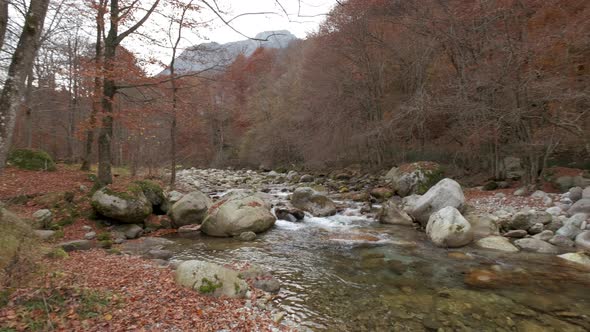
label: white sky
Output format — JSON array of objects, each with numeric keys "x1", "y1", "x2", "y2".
[{"x1": 124, "y1": 0, "x2": 338, "y2": 73}]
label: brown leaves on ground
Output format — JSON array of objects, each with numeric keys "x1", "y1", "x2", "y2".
[{"x1": 0, "y1": 250, "x2": 280, "y2": 331}]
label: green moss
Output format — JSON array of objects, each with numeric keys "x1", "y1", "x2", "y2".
[
  {"x1": 198, "y1": 277, "x2": 223, "y2": 294},
  {"x1": 234, "y1": 282, "x2": 241, "y2": 294},
  {"x1": 52, "y1": 229, "x2": 65, "y2": 239},
  {"x1": 483, "y1": 181, "x2": 498, "y2": 191},
  {"x1": 7, "y1": 149, "x2": 56, "y2": 171},
  {"x1": 98, "y1": 240, "x2": 112, "y2": 249},
  {"x1": 133, "y1": 180, "x2": 163, "y2": 196},
  {"x1": 97, "y1": 232, "x2": 111, "y2": 241},
  {"x1": 416, "y1": 168, "x2": 445, "y2": 195},
  {"x1": 46, "y1": 248, "x2": 68, "y2": 259},
  {"x1": 106, "y1": 248, "x2": 121, "y2": 255}
]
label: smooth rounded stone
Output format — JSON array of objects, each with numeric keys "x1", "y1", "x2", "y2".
[
  {"x1": 274, "y1": 207, "x2": 305, "y2": 222},
  {"x1": 169, "y1": 191, "x2": 212, "y2": 227},
  {"x1": 494, "y1": 192, "x2": 506, "y2": 198},
  {"x1": 513, "y1": 187, "x2": 528, "y2": 196},
  {"x1": 384, "y1": 162, "x2": 442, "y2": 197},
  {"x1": 568, "y1": 198, "x2": 590, "y2": 216},
  {"x1": 557, "y1": 252, "x2": 590, "y2": 267},
  {"x1": 299, "y1": 174, "x2": 314, "y2": 183},
  {"x1": 528, "y1": 223, "x2": 544, "y2": 235},
  {"x1": 514, "y1": 238, "x2": 559, "y2": 254},
  {"x1": 569, "y1": 187, "x2": 583, "y2": 203},
  {"x1": 531, "y1": 190, "x2": 547, "y2": 199},
  {"x1": 33, "y1": 229, "x2": 55, "y2": 240},
  {"x1": 177, "y1": 224, "x2": 201, "y2": 233},
  {"x1": 82, "y1": 225, "x2": 93, "y2": 231},
  {"x1": 475, "y1": 236, "x2": 519, "y2": 252},
  {"x1": 556, "y1": 213, "x2": 586, "y2": 239},
  {"x1": 84, "y1": 231, "x2": 97, "y2": 240},
  {"x1": 583, "y1": 186, "x2": 590, "y2": 199},
  {"x1": 91, "y1": 188, "x2": 152, "y2": 223},
  {"x1": 575, "y1": 231, "x2": 590, "y2": 250},
  {"x1": 59, "y1": 240, "x2": 93, "y2": 252},
  {"x1": 545, "y1": 206, "x2": 562, "y2": 216},
  {"x1": 147, "y1": 249, "x2": 173, "y2": 260},
  {"x1": 238, "y1": 231, "x2": 257, "y2": 241},
  {"x1": 253, "y1": 278, "x2": 281, "y2": 293},
  {"x1": 161, "y1": 190, "x2": 184, "y2": 213},
  {"x1": 549, "y1": 235, "x2": 575, "y2": 248},
  {"x1": 532, "y1": 230, "x2": 554, "y2": 242},
  {"x1": 32, "y1": 209, "x2": 52, "y2": 225},
  {"x1": 378, "y1": 200, "x2": 414, "y2": 226},
  {"x1": 175, "y1": 260, "x2": 248, "y2": 298},
  {"x1": 201, "y1": 192, "x2": 275, "y2": 237},
  {"x1": 426, "y1": 206, "x2": 473, "y2": 248},
  {"x1": 114, "y1": 238, "x2": 125, "y2": 244},
  {"x1": 503, "y1": 229, "x2": 528, "y2": 238},
  {"x1": 286, "y1": 170, "x2": 299, "y2": 181},
  {"x1": 113, "y1": 224, "x2": 143, "y2": 239},
  {"x1": 464, "y1": 211, "x2": 500, "y2": 239},
  {"x1": 506, "y1": 211, "x2": 551, "y2": 231},
  {"x1": 408, "y1": 178, "x2": 465, "y2": 226},
  {"x1": 291, "y1": 187, "x2": 337, "y2": 217}
]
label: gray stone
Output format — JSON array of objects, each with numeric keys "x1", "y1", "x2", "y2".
[
  {"x1": 549, "y1": 235, "x2": 575, "y2": 248},
  {"x1": 114, "y1": 224, "x2": 143, "y2": 239},
  {"x1": 175, "y1": 260, "x2": 249, "y2": 298},
  {"x1": 32, "y1": 209, "x2": 52, "y2": 226},
  {"x1": 178, "y1": 224, "x2": 201, "y2": 233},
  {"x1": 291, "y1": 187, "x2": 337, "y2": 217},
  {"x1": 147, "y1": 249, "x2": 173, "y2": 260},
  {"x1": 464, "y1": 211, "x2": 500, "y2": 239},
  {"x1": 558, "y1": 252, "x2": 590, "y2": 267},
  {"x1": 545, "y1": 206, "x2": 562, "y2": 216},
  {"x1": 33, "y1": 230, "x2": 55, "y2": 240},
  {"x1": 408, "y1": 178, "x2": 465, "y2": 226},
  {"x1": 169, "y1": 191, "x2": 212, "y2": 227},
  {"x1": 378, "y1": 200, "x2": 414, "y2": 226},
  {"x1": 475, "y1": 236, "x2": 519, "y2": 252},
  {"x1": 583, "y1": 187, "x2": 590, "y2": 199},
  {"x1": 556, "y1": 213, "x2": 586, "y2": 239},
  {"x1": 238, "y1": 231, "x2": 257, "y2": 241},
  {"x1": 531, "y1": 190, "x2": 547, "y2": 199},
  {"x1": 59, "y1": 240, "x2": 93, "y2": 252},
  {"x1": 503, "y1": 230, "x2": 528, "y2": 238},
  {"x1": 201, "y1": 192, "x2": 275, "y2": 237},
  {"x1": 532, "y1": 230, "x2": 554, "y2": 242},
  {"x1": 84, "y1": 231, "x2": 96, "y2": 240},
  {"x1": 568, "y1": 198, "x2": 590, "y2": 216},
  {"x1": 514, "y1": 238, "x2": 559, "y2": 254},
  {"x1": 299, "y1": 174, "x2": 314, "y2": 183},
  {"x1": 528, "y1": 223, "x2": 544, "y2": 235},
  {"x1": 161, "y1": 190, "x2": 184, "y2": 213},
  {"x1": 575, "y1": 231, "x2": 590, "y2": 250},
  {"x1": 384, "y1": 162, "x2": 442, "y2": 197},
  {"x1": 91, "y1": 188, "x2": 152, "y2": 223},
  {"x1": 513, "y1": 187, "x2": 528, "y2": 196},
  {"x1": 569, "y1": 187, "x2": 583, "y2": 203},
  {"x1": 555, "y1": 176, "x2": 574, "y2": 192},
  {"x1": 253, "y1": 278, "x2": 281, "y2": 293},
  {"x1": 425, "y1": 206, "x2": 473, "y2": 248}
]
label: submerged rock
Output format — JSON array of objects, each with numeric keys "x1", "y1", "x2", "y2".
[
  {"x1": 408, "y1": 178, "x2": 465, "y2": 226},
  {"x1": 514, "y1": 238, "x2": 559, "y2": 254},
  {"x1": 291, "y1": 187, "x2": 337, "y2": 217},
  {"x1": 175, "y1": 260, "x2": 248, "y2": 298},
  {"x1": 426, "y1": 206, "x2": 473, "y2": 248}
]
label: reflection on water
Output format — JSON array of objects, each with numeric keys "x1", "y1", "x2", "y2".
[{"x1": 165, "y1": 196, "x2": 590, "y2": 331}]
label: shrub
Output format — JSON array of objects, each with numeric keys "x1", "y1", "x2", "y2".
[
  {"x1": 7, "y1": 149, "x2": 56, "y2": 171},
  {"x1": 0, "y1": 207, "x2": 39, "y2": 287}
]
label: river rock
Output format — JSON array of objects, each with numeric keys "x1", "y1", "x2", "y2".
[
  {"x1": 32, "y1": 209, "x2": 52, "y2": 226},
  {"x1": 84, "y1": 231, "x2": 96, "y2": 240},
  {"x1": 532, "y1": 230, "x2": 554, "y2": 242},
  {"x1": 169, "y1": 191, "x2": 212, "y2": 227},
  {"x1": 528, "y1": 223, "x2": 544, "y2": 235},
  {"x1": 549, "y1": 235, "x2": 575, "y2": 248},
  {"x1": 583, "y1": 186, "x2": 590, "y2": 198},
  {"x1": 568, "y1": 198, "x2": 590, "y2": 216},
  {"x1": 425, "y1": 206, "x2": 473, "y2": 248},
  {"x1": 569, "y1": 187, "x2": 583, "y2": 203},
  {"x1": 558, "y1": 252, "x2": 590, "y2": 267},
  {"x1": 201, "y1": 192, "x2": 275, "y2": 237},
  {"x1": 556, "y1": 213, "x2": 586, "y2": 239},
  {"x1": 545, "y1": 206, "x2": 562, "y2": 216},
  {"x1": 291, "y1": 187, "x2": 337, "y2": 217},
  {"x1": 274, "y1": 207, "x2": 305, "y2": 222},
  {"x1": 299, "y1": 174, "x2": 314, "y2": 183},
  {"x1": 147, "y1": 249, "x2": 173, "y2": 260},
  {"x1": 113, "y1": 224, "x2": 143, "y2": 239},
  {"x1": 59, "y1": 240, "x2": 93, "y2": 252},
  {"x1": 175, "y1": 260, "x2": 248, "y2": 298},
  {"x1": 253, "y1": 278, "x2": 281, "y2": 293},
  {"x1": 475, "y1": 236, "x2": 519, "y2": 252},
  {"x1": 575, "y1": 231, "x2": 590, "y2": 250},
  {"x1": 384, "y1": 162, "x2": 442, "y2": 197},
  {"x1": 238, "y1": 231, "x2": 257, "y2": 241},
  {"x1": 408, "y1": 178, "x2": 465, "y2": 226},
  {"x1": 91, "y1": 187, "x2": 152, "y2": 223},
  {"x1": 378, "y1": 200, "x2": 414, "y2": 226},
  {"x1": 464, "y1": 211, "x2": 500, "y2": 239},
  {"x1": 505, "y1": 211, "x2": 551, "y2": 231},
  {"x1": 370, "y1": 187, "x2": 393, "y2": 201},
  {"x1": 514, "y1": 238, "x2": 559, "y2": 254},
  {"x1": 161, "y1": 190, "x2": 184, "y2": 213},
  {"x1": 504, "y1": 230, "x2": 528, "y2": 238}
]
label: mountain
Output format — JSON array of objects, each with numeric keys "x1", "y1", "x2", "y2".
[{"x1": 161, "y1": 30, "x2": 297, "y2": 75}]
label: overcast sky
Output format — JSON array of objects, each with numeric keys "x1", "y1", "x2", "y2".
[{"x1": 125, "y1": 0, "x2": 338, "y2": 73}]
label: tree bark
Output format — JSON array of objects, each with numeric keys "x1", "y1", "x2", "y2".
[
  {"x1": 0, "y1": 0, "x2": 50, "y2": 172},
  {"x1": 0, "y1": 0, "x2": 8, "y2": 50}
]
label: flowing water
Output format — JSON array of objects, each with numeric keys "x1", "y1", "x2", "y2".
[{"x1": 165, "y1": 187, "x2": 590, "y2": 331}]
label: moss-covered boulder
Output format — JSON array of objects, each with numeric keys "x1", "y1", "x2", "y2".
[
  {"x1": 175, "y1": 260, "x2": 248, "y2": 298},
  {"x1": 1, "y1": 207, "x2": 36, "y2": 286},
  {"x1": 7, "y1": 148, "x2": 56, "y2": 171},
  {"x1": 133, "y1": 180, "x2": 165, "y2": 208},
  {"x1": 91, "y1": 185, "x2": 152, "y2": 223},
  {"x1": 384, "y1": 162, "x2": 443, "y2": 197}
]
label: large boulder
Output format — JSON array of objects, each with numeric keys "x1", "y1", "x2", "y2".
[
  {"x1": 504, "y1": 211, "x2": 552, "y2": 231},
  {"x1": 175, "y1": 260, "x2": 248, "y2": 298},
  {"x1": 291, "y1": 187, "x2": 337, "y2": 217},
  {"x1": 556, "y1": 213, "x2": 586, "y2": 239},
  {"x1": 169, "y1": 191, "x2": 212, "y2": 227},
  {"x1": 463, "y1": 210, "x2": 500, "y2": 239},
  {"x1": 7, "y1": 148, "x2": 56, "y2": 171},
  {"x1": 133, "y1": 180, "x2": 165, "y2": 208},
  {"x1": 575, "y1": 231, "x2": 590, "y2": 251},
  {"x1": 407, "y1": 178, "x2": 465, "y2": 226},
  {"x1": 378, "y1": 200, "x2": 414, "y2": 226},
  {"x1": 425, "y1": 206, "x2": 473, "y2": 248},
  {"x1": 161, "y1": 191, "x2": 184, "y2": 213},
  {"x1": 201, "y1": 192, "x2": 275, "y2": 237},
  {"x1": 91, "y1": 186, "x2": 152, "y2": 223},
  {"x1": 384, "y1": 162, "x2": 443, "y2": 197},
  {"x1": 558, "y1": 252, "x2": 590, "y2": 267},
  {"x1": 567, "y1": 198, "x2": 590, "y2": 216},
  {"x1": 514, "y1": 238, "x2": 559, "y2": 254},
  {"x1": 475, "y1": 236, "x2": 519, "y2": 252}
]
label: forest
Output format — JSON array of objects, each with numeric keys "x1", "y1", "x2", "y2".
[{"x1": 1, "y1": 0, "x2": 590, "y2": 331}]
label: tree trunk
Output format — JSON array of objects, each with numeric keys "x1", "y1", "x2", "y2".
[
  {"x1": 0, "y1": 0, "x2": 50, "y2": 172},
  {"x1": 0, "y1": 0, "x2": 8, "y2": 50},
  {"x1": 24, "y1": 66, "x2": 35, "y2": 148}
]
